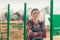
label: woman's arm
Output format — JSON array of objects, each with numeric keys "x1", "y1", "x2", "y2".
[
  {"x1": 42, "y1": 22, "x2": 47, "y2": 38},
  {"x1": 26, "y1": 21, "x2": 33, "y2": 34}
]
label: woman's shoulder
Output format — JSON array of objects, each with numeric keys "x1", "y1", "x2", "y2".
[
  {"x1": 38, "y1": 20, "x2": 45, "y2": 24},
  {"x1": 27, "y1": 20, "x2": 31, "y2": 23},
  {"x1": 39, "y1": 20, "x2": 44, "y2": 23},
  {"x1": 26, "y1": 20, "x2": 31, "y2": 26}
]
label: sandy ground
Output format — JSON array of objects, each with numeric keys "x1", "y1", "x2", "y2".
[
  {"x1": 0, "y1": 30, "x2": 60, "y2": 40},
  {"x1": 0, "y1": 25, "x2": 60, "y2": 40},
  {"x1": 44, "y1": 31, "x2": 60, "y2": 40}
]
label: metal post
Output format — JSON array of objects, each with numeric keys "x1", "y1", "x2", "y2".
[
  {"x1": 7, "y1": 4, "x2": 10, "y2": 40},
  {"x1": 24, "y1": 3, "x2": 26, "y2": 40},
  {"x1": 50, "y1": 0, "x2": 53, "y2": 40}
]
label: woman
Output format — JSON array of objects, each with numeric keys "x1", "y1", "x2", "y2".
[{"x1": 26, "y1": 8, "x2": 46, "y2": 40}]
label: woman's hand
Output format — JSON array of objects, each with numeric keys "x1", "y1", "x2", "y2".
[
  {"x1": 29, "y1": 29, "x2": 32, "y2": 33},
  {"x1": 37, "y1": 32, "x2": 43, "y2": 36}
]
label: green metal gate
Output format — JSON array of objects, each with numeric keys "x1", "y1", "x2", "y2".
[{"x1": 0, "y1": 3, "x2": 26, "y2": 40}]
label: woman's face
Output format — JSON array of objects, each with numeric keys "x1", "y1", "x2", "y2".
[{"x1": 31, "y1": 10, "x2": 40, "y2": 19}]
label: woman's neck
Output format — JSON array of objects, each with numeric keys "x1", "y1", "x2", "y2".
[{"x1": 32, "y1": 18, "x2": 39, "y2": 25}]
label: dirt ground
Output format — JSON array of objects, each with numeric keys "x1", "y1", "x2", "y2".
[
  {"x1": 0, "y1": 28, "x2": 24, "y2": 40},
  {"x1": 0, "y1": 25, "x2": 60, "y2": 40},
  {"x1": 0, "y1": 30, "x2": 60, "y2": 40},
  {"x1": 44, "y1": 31, "x2": 60, "y2": 40}
]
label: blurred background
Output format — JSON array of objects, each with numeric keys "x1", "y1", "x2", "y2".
[
  {"x1": 0, "y1": 0, "x2": 60, "y2": 40},
  {"x1": 0, "y1": 0, "x2": 50, "y2": 40},
  {"x1": 53, "y1": 0, "x2": 60, "y2": 40}
]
